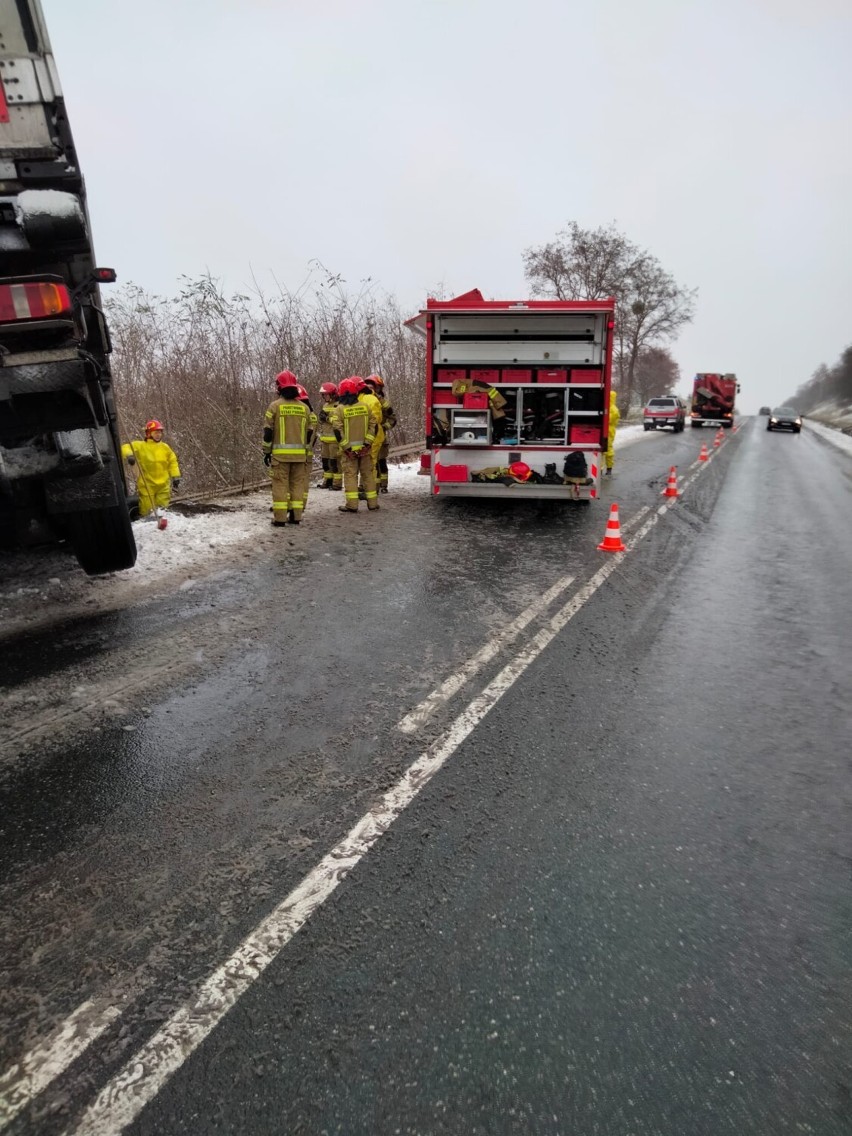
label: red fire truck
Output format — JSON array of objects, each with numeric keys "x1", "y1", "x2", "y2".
[
  {"x1": 406, "y1": 290, "x2": 616, "y2": 500},
  {"x1": 689, "y1": 373, "x2": 740, "y2": 428}
]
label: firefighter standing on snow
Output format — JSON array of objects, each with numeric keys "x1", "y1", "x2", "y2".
[
  {"x1": 121, "y1": 419, "x2": 180, "y2": 518},
  {"x1": 296, "y1": 384, "x2": 318, "y2": 513},
  {"x1": 262, "y1": 371, "x2": 311, "y2": 525},
  {"x1": 316, "y1": 382, "x2": 342, "y2": 489},
  {"x1": 329, "y1": 377, "x2": 380, "y2": 512},
  {"x1": 604, "y1": 389, "x2": 620, "y2": 476},
  {"x1": 365, "y1": 374, "x2": 397, "y2": 492},
  {"x1": 356, "y1": 378, "x2": 384, "y2": 498}
]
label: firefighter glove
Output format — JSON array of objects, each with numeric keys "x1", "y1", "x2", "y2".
[
  {"x1": 263, "y1": 453, "x2": 272, "y2": 467},
  {"x1": 126, "y1": 455, "x2": 136, "y2": 466},
  {"x1": 172, "y1": 478, "x2": 181, "y2": 490}
]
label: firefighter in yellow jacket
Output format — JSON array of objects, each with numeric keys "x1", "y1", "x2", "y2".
[
  {"x1": 262, "y1": 371, "x2": 311, "y2": 525},
  {"x1": 356, "y1": 378, "x2": 384, "y2": 498},
  {"x1": 330, "y1": 377, "x2": 380, "y2": 512},
  {"x1": 316, "y1": 382, "x2": 342, "y2": 489},
  {"x1": 121, "y1": 419, "x2": 181, "y2": 518},
  {"x1": 365, "y1": 374, "x2": 397, "y2": 492},
  {"x1": 605, "y1": 389, "x2": 620, "y2": 475},
  {"x1": 296, "y1": 383, "x2": 318, "y2": 512}
]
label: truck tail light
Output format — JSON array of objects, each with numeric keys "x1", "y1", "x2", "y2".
[{"x1": 0, "y1": 281, "x2": 73, "y2": 322}]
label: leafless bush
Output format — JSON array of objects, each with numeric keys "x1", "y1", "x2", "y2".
[{"x1": 106, "y1": 267, "x2": 424, "y2": 493}]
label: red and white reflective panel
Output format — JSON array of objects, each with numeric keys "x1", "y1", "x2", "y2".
[{"x1": 0, "y1": 282, "x2": 72, "y2": 322}]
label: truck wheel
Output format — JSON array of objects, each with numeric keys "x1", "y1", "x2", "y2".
[
  {"x1": 64, "y1": 501, "x2": 137, "y2": 574},
  {"x1": 690, "y1": 421, "x2": 702, "y2": 428}
]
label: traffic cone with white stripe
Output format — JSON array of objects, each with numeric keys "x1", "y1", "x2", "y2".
[
  {"x1": 713, "y1": 430, "x2": 723, "y2": 448},
  {"x1": 699, "y1": 442, "x2": 709, "y2": 461},
  {"x1": 597, "y1": 503, "x2": 627, "y2": 552},
  {"x1": 661, "y1": 466, "x2": 680, "y2": 498}
]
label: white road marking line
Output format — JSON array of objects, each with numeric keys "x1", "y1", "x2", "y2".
[
  {"x1": 397, "y1": 574, "x2": 577, "y2": 734},
  {"x1": 68, "y1": 555, "x2": 630, "y2": 1136},
  {"x1": 0, "y1": 502, "x2": 658, "y2": 1129},
  {"x1": 0, "y1": 1003, "x2": 121, "y2": 1129},
  {"x1": 398, "y1": 505, "x2": 652, "y2": 735}
]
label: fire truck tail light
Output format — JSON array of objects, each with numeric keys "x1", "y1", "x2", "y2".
[{"x1": 0, "y1": 281, "x2": 73, "y2": 322}]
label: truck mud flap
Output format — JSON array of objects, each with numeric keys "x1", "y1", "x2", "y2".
[{"x1": 45, "y1": 462, "x2": 119, "y2": 514}]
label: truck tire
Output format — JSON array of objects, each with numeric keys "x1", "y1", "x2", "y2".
[
  {"x1": 64, "y1": 499, "x2": 136, "y2": 574},
  {"x1": 690, "y1": 421, "x2": 702, "y2": 428}
]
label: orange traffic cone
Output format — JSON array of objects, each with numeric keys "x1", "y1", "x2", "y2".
[
  {"x1": 597, "y1": 503, "x2": 627, "y2": 552},
  {"x1": 661, "y1": 466, "x2": 680, "y2": 498},
  {"x1": 713, "y1": 430, "x2": 722, "y2": 448},
  {"x1": 157, "y1": 515, "x2": 168, "y2": 530},
  {"x1": 699, "y1": 442, "x2": 709, "y2": 461}
]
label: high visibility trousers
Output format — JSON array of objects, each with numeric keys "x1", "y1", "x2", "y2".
[
  {"x1": 138, "y1": 482, "x2": 170, "y2": 517},
  {"x1": 377, "y1": 441, "x2": 390, "y2": 491},
  {"x1": 341, "y1": 449, "x2": 378, "y2": 510},
  {"x1": 320, "y1": 443, "x2": 341, "y2": 487},
  {"x1": 270, "y1": 459, "x2": 308, "y2": 521}
]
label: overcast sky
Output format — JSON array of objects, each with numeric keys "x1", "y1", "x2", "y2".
[{"x1": 42, "y1": 0, "x2": 852, "y2": 412}]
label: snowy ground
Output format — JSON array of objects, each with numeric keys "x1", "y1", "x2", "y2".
[
  {"x1": 803, "y1": 417, "x2": 852, "y2": 458},
  {"x1": 0, "y1": 460, "x2": 428, "y2": 638}
]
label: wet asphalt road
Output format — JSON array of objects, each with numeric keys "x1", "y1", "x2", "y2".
[{"x1": 1, "y1": 422, "x2": 851, "y2": 1135}]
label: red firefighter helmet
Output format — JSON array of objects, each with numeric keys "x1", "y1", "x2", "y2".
[
  {"x1": 295, "y1": 384, "x2": 310, "y2": 402},
  {"x1": 275, "y1": 369, "x2": 298, "y2": 391},
  {"x1": 145, "y1": 419, "x2": 164, "y2": 436},
  {"x1": 337, "y1": 377, "x2": 361, "y2": 397},
  {"x1": 508, "y1": 461, "x2": 532, "y2": 481},
  {"x1": 320, "y1": 382, "x2": 338, "y2": 396},
  {"x1": 365, "y1": 374, "x2": 385, "y2": 390}
]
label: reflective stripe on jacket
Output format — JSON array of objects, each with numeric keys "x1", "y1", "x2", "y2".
[
  {"x1": 264, "y1": 398, "x2": 309, "y2": 461},
  {"x1": 318, "y1": 402, "x2": 339, "y2": 443},
  {"x1": 329, "y1": 401, "x2": 377, "y2": 449}
]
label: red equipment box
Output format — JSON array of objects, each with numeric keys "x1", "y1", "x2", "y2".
[
  {"x1": 569, "y1": 369, "x2": 602, "y2": 383},
  {"x1": 438, "y1": 368, "x2": 467, "y2": 382},
  {"x1": 470, "y1": 369, "x2": 499, "y2": 384},
  {"x1": 537, "y1": 369, "x2": 568, "y2": 383},
  {"x1": 501, "y1": 369, "x2": 532, "y2": 383},
  {"x1": 569, "y1": 424, "x2": 602, "y2": 445},
  {"x1": 433, "y1": 390, "x2": 459, "y2": 406},
  {"x1": 463, "y1": 392, "x2": 489, "y2": 409},
  {"x1": 434, "y1": 463, "x2": 469, "y2": 482}
]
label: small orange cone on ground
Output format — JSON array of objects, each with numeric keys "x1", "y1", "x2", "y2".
[
  {"x1": 597, "y1": 503, "x2": 627, "y2": 552},
  {"x1": 157, "y1": 516, "x2": 168, "y2": 530},
  {"x1": 662, "y1": 466, "x2": 680, "y2": 498},
  {"x1": 699, "y1": 442, "x2": 709, "y2": 461},
  {"x1": 713, "y1": 430, "x2": 723, "y2": 448}
]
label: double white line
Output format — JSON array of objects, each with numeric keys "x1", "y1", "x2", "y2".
[{"x1": 2, "y1": 491, "x2": 698, "y2": 1134}]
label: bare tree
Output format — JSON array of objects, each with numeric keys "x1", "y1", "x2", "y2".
[
  {"x1": 524, "y1": 221, "x2": 696, "y2": 409},
  {"x1": 106, "y1": 269, "x2": 424, "y2": 494},
  {"x1": 632, "y1": 346, "x2": 682, "y2": 406}
]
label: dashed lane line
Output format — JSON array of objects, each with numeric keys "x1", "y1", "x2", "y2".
[{"x1": 0, "y1": 478, "x2": 707, "y2": 1132}]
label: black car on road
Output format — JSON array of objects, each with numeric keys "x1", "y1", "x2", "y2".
[{"x1": 767, "y1": 407, "x2": 802, "y2": 433}]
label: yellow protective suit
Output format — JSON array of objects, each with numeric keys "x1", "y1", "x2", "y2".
[
  {"x1": 122, "y1": 439, "x2": 180, "y2": 516},
  {"x1": 358, "y1": 390, "x2": 385, "y2": 467},
  {"x1": 605, "y1": 391, "x2": 620, "y2": 472}
]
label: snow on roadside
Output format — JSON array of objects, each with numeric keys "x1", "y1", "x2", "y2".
[{"x1": 804, "y1": 419, "x2": 852, "y2": 458}]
